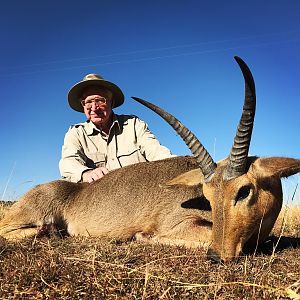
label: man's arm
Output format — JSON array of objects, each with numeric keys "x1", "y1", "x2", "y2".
[
  {"x1": 59, "y1": 127, "x2": 110, "y2": 183},
  {"x1": 135, "y1": 117, "x2": 175, "y2": 161},
  {"x1": 59, "y1": 128, "x2": 92, "y2": 182}
]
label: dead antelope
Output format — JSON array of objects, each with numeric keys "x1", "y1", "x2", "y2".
[{"x1": 0, "y1": 57, "x2": 299, "y2": 263}]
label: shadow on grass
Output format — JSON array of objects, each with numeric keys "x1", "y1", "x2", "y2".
[{"x1": 244, "y1": 235, "x2": 300, "y2": 256}]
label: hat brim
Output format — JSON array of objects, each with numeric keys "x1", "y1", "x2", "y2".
[{"x1": 68, "y1": 79, "x2": 124, "y2": 112}]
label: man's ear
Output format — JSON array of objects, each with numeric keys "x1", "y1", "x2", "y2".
[
  {"x1": 162, "y1": 169, "x2": 204, "y2": 187},
  {"x1": 251, "y1": 157, "x2": 300, "y2": 179}
]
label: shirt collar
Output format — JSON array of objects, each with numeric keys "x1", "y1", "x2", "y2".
[{"x1": 86, "y1": 113, "x2": 122, "y2": 136}]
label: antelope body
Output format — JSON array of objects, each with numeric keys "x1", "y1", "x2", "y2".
[
  {"x1": 1, "y1": 57, "x2": 299, "y2": 262},
  {"x1": 0, "y1": 156, "x2": 211, "y2": 246}
]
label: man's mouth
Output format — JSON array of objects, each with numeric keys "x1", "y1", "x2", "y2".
[{"x1": 91, "y1": 111, "x2": 105, "y2": 117}]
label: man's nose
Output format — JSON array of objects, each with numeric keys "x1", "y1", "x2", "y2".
[{"x1": 91, "y1": 102, "x2": 101, "y2": 109}]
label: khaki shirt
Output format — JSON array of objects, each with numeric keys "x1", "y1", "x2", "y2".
[{"x1": 59, "y1": 114, "x2": 174, "y2": 182}]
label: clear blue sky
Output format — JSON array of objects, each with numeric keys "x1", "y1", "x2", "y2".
[{"x1": 1, "y1": 0, "x2": 299, "y2": 202}]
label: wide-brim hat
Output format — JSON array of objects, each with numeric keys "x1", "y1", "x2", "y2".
[{"x1": 68, "y1": 73, "x2": 124, "y2": 112}]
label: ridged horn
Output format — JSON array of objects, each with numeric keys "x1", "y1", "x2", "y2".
[
  {"x1": 223, "y1": 56, "x2": 256, "y2": 181},
  {"x1": 132, "y1": 96, "x2": 217, "y2": 181}
]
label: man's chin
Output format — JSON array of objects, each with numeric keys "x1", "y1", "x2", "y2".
[{"x1": 90, "y1": 117, "x2": 106, "y2": 127}]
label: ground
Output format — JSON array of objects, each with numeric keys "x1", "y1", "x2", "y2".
[{"x1": 0, "y1": 203, "x2": 300, "y2": 299}]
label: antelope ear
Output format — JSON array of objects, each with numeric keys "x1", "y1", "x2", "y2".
[
  {"x1": 162, "y1": 169, "x2": 204, "y2": 187},
  {"x1": 251, "y1": 157, "x2": 300, "y2": 178}
]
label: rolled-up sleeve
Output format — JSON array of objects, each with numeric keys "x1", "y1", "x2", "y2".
[
  {"x1": 134, "y1": 118, "x2": 175, "y2": 161},
  {"x1": 59, "y1": 128, "x2": 91, "y2": 182}
]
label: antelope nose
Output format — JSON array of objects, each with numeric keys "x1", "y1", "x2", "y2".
[{"x1": 207, "y1": 248, "x2": 222, "y2": 263}]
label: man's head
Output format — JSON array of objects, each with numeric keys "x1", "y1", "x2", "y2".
[
  {"x1": 80, "y1": 86, "x2": 114, "y2": 129},
  {"x1": 68, "y1": 73, "x2": 124, "y2": 113}
]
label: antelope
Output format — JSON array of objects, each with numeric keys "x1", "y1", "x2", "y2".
[{"x1": 0, "y1": 57, "x2": 299, "y2": 263}]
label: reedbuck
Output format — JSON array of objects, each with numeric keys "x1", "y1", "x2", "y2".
[{"x1": 1, "y1": 57, "x2": 299, "y2": 262}]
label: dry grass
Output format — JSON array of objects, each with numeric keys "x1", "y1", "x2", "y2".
[
  {"x1": 1, "y1": 203, "x2": 300, "y2": 299},
  {"x1": 274, "y1": 205, "x2": 300, "y2": 236}
]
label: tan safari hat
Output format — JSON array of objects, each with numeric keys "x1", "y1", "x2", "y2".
[{"x1": 68, "y1": 73, "x2": 125, "y2": 112}]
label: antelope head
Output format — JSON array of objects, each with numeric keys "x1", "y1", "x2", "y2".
[{"x1": 132, "y1": 56, "x2": 300, "y2": 262}]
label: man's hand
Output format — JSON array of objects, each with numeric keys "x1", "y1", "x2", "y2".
[{"x1": 82, "y1": 167, "x2": 109, "y2": 183}]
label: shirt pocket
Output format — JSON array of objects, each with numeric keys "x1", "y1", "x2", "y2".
[
  {"x1": 116, "y1": 146, "x2": 146, "y2": 167},
  {"x1": 85, "y1": 152, "x2": 106, "y2": 168}
]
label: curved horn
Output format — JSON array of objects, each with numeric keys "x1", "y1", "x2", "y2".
[
  {"x1": 223, "y1": 56, "x2": 256, "y2": 181},
  {"x1": 132, "y1": 96, "x2": 217, "y2": 181}
]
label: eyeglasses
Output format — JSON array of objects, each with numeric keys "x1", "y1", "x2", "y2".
[{"x1": 81, "y1": 97, "x2": 107, "y2": 109}]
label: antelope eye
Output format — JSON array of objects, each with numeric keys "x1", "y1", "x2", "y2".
[{"x1": 235, "y1": 185, "x2": 252, "y2": 203}]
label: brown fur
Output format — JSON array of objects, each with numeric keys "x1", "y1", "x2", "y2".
[
  {"x1": 0, "y1": 156, "x2": 211, "y2": 247},
  {"x1": 204, "y1": 157, "x2": 300, "y2": 262},
  {"x1": 1, "y1": 155, "x2": 299, "y2": 262}
]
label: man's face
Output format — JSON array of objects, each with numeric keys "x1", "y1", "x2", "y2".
[{"x1": 81, "y1": 86, "x2": 113, "y2": 129}]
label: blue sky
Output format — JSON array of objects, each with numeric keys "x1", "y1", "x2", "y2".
[{"x1": 0, "y1": 0, "x2": 299, "y2": 202}]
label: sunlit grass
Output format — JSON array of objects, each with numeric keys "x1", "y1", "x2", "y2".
[{"x1": 1, "y1": 199, "x2": 300, "y2": 298}]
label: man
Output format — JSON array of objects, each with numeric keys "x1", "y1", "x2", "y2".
[{"x1": 59, "y1": 74, "x2": 174, "y2": 183}]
